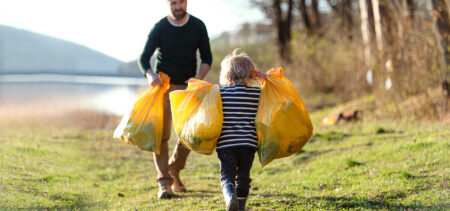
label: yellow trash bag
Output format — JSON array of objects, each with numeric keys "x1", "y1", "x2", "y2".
[
  {"x1": 113, "y1": 72, "x2": 170, "y2": 154},
  {"x1": 255, "y1": 67, "x2": 313, "y2": 166},
  {"x1": 169, "y1": 79, "x2": 223, "y2": 155}
]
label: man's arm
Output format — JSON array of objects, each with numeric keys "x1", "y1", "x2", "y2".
[
  {"x1": 195, "y1": 63, "x2": 210, "y2": 80},
  {"x1": 138, "y1": 23, "x2": 160, "y2": 86},
  {"x1": 197, "y1": 21, "x2": 212, "y2": 80},
  {"x1": 185, "y1": 63, "x2": 210, "y2": 84},
  {"x1": 184, "y1": 21, "x2": 212, "y2": 84}
]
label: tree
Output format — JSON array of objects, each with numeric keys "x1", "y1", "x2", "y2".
[
  {"x1": 251, "y1": 0, "x2": 294, "y2": 61},
  {"x1": 299, "y1": 0, "x2": 322, "y2": 35},
  {"x1": 371, "y1": 0, "x2": 383, "y2": 53},
  {"x1": 359, "y1": 0, "x2": 373, "y2": 71},
  {"x1": 327, "y1": 0, "x2": 354, "y2": 39},
  {"x1": 431, "y1": 0, "x2": 450, "y2": 98},
  {"x1": 406, "y1": 0, "x2": 415, "y2": 22},
  {"x1": 274, "y1": 0, "x2": 294, "y2": 61},
  {"x1": 311, "y1": 0, "x2": 322, "y2": 29},
  {"x1": 299, "y1": 0, "x2": 312, "y2": 32}
]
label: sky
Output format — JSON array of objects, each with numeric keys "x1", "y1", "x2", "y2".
[{"x1": 0, "y1": 0, "x2": 264, "y2": 62}]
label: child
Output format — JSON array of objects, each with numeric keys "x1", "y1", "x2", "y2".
[{"x1": 216, "y1": 49, "x2": 265, "y2": 211}]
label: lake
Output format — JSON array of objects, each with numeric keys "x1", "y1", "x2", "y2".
[{"x1": 0, "y1": 74, "x2": 148, "y2": 117}]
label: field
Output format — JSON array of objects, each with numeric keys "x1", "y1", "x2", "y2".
[{"x1": 0, "y1": 109, "x2": 449, "y2": 210}]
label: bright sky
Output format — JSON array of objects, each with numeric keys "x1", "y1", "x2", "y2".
[{"x1": 0, "y1": 0, "x2": 264, "y2": 62}]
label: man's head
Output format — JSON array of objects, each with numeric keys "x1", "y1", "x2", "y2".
[{"x1": 167, "y1": 0, "x2": 187, "y2": 21}]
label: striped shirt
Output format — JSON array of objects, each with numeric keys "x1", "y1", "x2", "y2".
[{"x1": 217, "y1": 84, "x2": 261, "y2": 150}]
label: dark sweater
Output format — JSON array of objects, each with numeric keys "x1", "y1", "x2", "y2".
[{"x1": 138, "y1": 15, "x2": 212, "y2": 84}]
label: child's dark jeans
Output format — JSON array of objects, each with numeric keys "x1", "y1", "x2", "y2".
[{"x1": 217, "y1": 147, "x2": 256, "y2": 198}]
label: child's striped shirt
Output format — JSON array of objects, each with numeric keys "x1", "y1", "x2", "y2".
[{"x1": 217, "y1": 84, "x2": 261, "y2": 150}]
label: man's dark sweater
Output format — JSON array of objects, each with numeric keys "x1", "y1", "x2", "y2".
[{"x1": 139, "y1": 15, "x2": 212, "y2": 84}]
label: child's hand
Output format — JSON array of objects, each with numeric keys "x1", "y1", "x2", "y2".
[
  {"x1": 256, "y1": 71, "x2": 266, "y2": 80},
  {"x1": 254, "y1": 70, "x2": 266, "y2": 83}
]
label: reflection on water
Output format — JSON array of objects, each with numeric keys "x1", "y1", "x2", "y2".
[
  {"x1": 0, "y1": 74, "x2": 148, "y2": 116},
  {"x1": 81, "y1": 86, "x2": 142, "y2": 115}
]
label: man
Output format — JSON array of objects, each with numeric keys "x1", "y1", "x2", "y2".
[{"x1": 138, "y1": 0, "x2": 212, "y2": 199}]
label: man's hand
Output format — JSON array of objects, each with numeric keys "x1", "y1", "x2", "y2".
[
  {"x1": 184, "y1": 77, "x2": 196, "y2": 84},
  {"x1": 146, "y1": 70, "x2": 161, "y2": 87},
  {"x1": 184, "y1": 63, "x2": 210, "y2": 84}
]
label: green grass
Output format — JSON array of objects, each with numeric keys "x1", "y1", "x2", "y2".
[{"x1": 0, "y1": 117, "x2": 449, "y2": 210}]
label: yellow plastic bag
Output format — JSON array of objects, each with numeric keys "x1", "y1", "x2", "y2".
[
  {"x1": 255, "y1": 67, "x2": 313, "y2": 166},
  {"x1": 113, "y1": 72, "x2": 170, "y2": 154},
  {"x1": 169, "y1": 79, "x2": 223, "y2": 155}
]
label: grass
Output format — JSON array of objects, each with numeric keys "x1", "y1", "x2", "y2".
[{"x1": 0, "y1": 112, "x2": 449, "y2": 210}]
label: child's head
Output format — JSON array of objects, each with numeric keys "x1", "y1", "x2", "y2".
[{"x1": 219, "y1": 49, "x2": 256, "y2": 86}]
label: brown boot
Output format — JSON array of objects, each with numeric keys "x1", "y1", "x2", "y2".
[
  {"x1": 157, "y1": 178, "x2": 175, "y2": 199},
  {"x1": 169, "y1": 168, "x2": 187, "y2": 192}
]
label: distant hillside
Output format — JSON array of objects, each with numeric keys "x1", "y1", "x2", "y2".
[
  {"x1": 0, "y1": 25, "x2": 124, "y2": 75},
  {"x1": 117, "y1": 57, "x2": 157, "y2": 77},
  {"x1": 118, "y1": 60, "x2": 143, "y2": 77}
]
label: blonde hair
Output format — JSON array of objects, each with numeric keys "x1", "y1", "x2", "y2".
[{"x1": 219, "y1": 49, "x2": 256, "y2": 86}]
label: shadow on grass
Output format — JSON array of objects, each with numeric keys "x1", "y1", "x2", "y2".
[
  {"x1": 175, "y1": 189, "x2": 220, "y2": 199},
  {"x1": 294, "y1": 141, "x2": 372, "y2": 165},
  {"x1": 375, "y1": 127, "x2": 399, "y2": 134},
  {"x1": 304, "y1": 196, "x2": 429, "y2": 210},
  {"x1": 312, "y1": 131, "x2": 351, "y2": 142},
  {"x1": 1, "y1": 192, "x2": 108, "y2": 210},
  {"x1": 249, "y1": 193, "x2": 436, "y2": 210},
  {"x1": 293, "y1": 149, "x2": 335, "y2": 164}
]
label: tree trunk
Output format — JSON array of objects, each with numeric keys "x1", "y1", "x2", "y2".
[
  {"x1": 406, "y1": 0, "x2": 415, "y2": 22},
  {"x1": 431, "y1": 0, "x2": 450, "y2": 98},
  {"x1": 286, "y1": 0, "x2": 293, "y2": 41},
  {"x1": 371, "y1": 0, "x2": 383, "y2": 53},
  {"x1": 342, "y1": 0, "x2": 353, "y2": 39},
  {"x1": 311, "y1": 0, "x2": 321, "y2": 29},
  {"x1": 360, "y1": 0, "x2": 372, "y2": 69},
  {"x1": 299, "y1": 0, "x2": 311, "y2": 32},
  {"x1": 326, "y1": 0, "x2": 354, "y2": 39},
  {"x1": 366, "y1": 0, "x2": 376, "y2": 37},
  {"x1": 274, "y1": 0, "x2": 294, "y2": 61}
]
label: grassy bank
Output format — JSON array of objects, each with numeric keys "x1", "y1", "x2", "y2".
[{"x1": 0, "y1": 112, "x2": 449, "y2": 210}]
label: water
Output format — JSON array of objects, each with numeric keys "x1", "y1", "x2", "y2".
[{"x1": 0, "y1": 74, "x2": 148, "y2": 116}]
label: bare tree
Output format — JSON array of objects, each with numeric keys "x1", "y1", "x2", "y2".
[
  {"x1": 274, "y1": 0, "x2": 294, "y2": 61},
  {"x1": 359, "y1": 0, "x2": 373, "y2": 70},
  {"x1": 406, "y1": 0, "x2": 415, "y2": 22},
  {"x1": 372, "y1": 0, "x2": 383, "y2": 53},
  {"x1": 342, "y1": 0, "x2": 354, "y2": 39},
  {"x1": 251, "y1": 0, "x2": 294, "y2": 61},
  {"x1": 311, "y1": 0, "x2": 322, "y2": 29},
  {"x1": 298, "y1": 0, "x2": 322, "y2": 35},
  {"x1": 431, "y1": 0, "x2": 450, "y2": 98},
  {"x1": 327, "y1": 0, "x2": 354, "y2": 39},
  {"x1": 299, "y1": 0, "x2": 312, "y2": 32}
]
